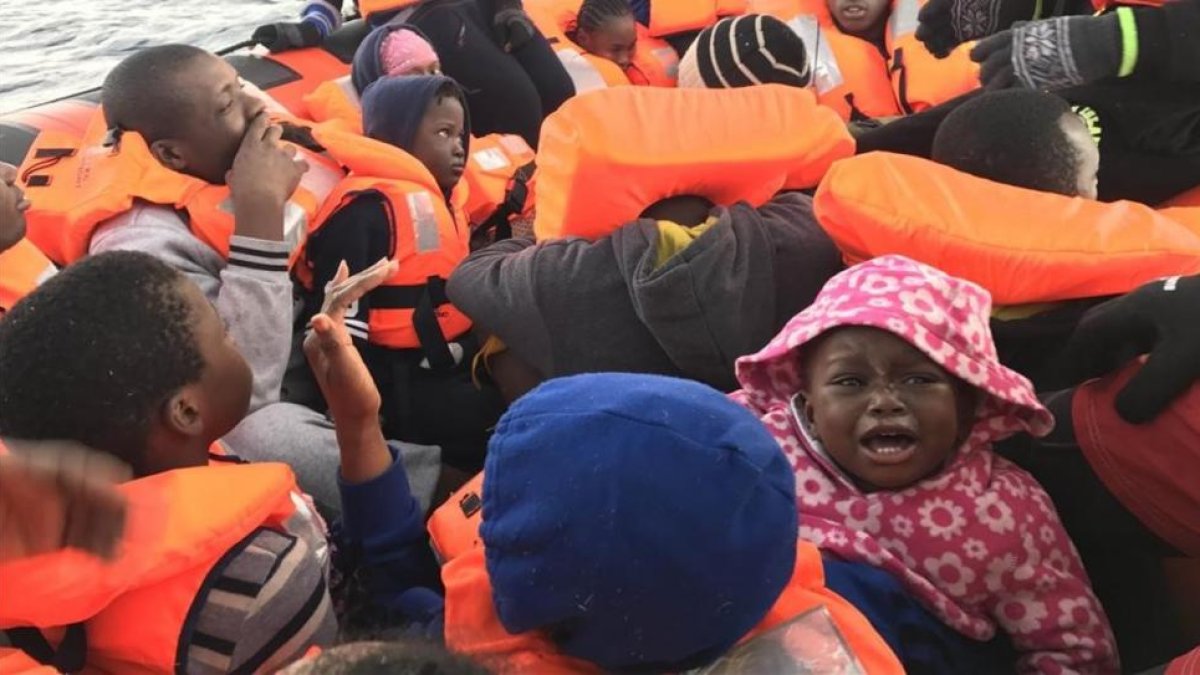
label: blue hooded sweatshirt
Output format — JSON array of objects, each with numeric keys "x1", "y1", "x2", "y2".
[
  {"x1": 360, "y1": 74, "x2": 471, "y2": 159},
  {"x1": 336, "y1": 373, "x2": 985, "y2": 670}
]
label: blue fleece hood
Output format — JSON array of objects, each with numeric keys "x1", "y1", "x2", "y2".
[
  {"x1": 480, "y1": 373, "x2": 798, "y2": 672},
  {"x1": 360, "y1": 74, "x2": 471, "y2": 160}
]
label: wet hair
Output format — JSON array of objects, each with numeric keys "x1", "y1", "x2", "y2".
[
  {"x1": 101, "y1": 43, "x2": 212, "y2": 143},
  {"x1": 0, "y1": 251, "x2": 205, "y2": 469},
  {"x1": 931, "y1": 90, "x2": 1083, "y2": 197},
  {"x1": 576, "y1": 0, "x2": 634, "y2": 33},
  {"x1": 291, "y1": 641, "x2": 490, "y2": 675}
]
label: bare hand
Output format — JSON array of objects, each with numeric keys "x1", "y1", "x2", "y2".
[
  {"x1": 304, "y1": 258, "x2": 397, "y2": 425},
  {"x1": 227, "y1": 111, "x2": 310, "y2": 240},
  {"x1": 0, "y1": 162, "x2": 30, "y2": 253},
  {"x1": 0, "y1": 441, "x2": 130, "y2": 562}
]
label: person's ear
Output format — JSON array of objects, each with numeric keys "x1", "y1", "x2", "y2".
[
  {"x1": 163, "y1": 386, "x2": 205, "y2": 439},
  {"x1": 149, "y1": 139, "x2": 188, "y2": 173},
  {"x1": 796, "y1": 390, "x2": 821, "y2": 440}
]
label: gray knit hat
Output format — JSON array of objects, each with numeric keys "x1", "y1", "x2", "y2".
[{"x1": 678, "y1": 14, "x2": 811, "y2": 89}]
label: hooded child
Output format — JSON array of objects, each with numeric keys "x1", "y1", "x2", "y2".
[{"x1": 733, "y1": 255, "x2": 1118, "y2": 674}]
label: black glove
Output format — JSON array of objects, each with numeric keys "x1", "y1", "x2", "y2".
[
  {"x1": 971, "y1": 13, "x2": 1122, "y2": 90},
  {"x1": 493, "y1": 7, "x2": 536, "y2": 53},
  {"x1": 251, "y1": 21, "x2": 323, "y2": 54},
  {"x1": 1061, "y1": 275, "x2": 1200, "y2": 424},
  {"x1": 916, "y1": 0, "x2": 1005, "y2": 58}
]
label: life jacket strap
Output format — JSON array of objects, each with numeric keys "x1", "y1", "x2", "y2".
[{"x1": 5, "y1": 623, "x2": 87, "y2": 673}]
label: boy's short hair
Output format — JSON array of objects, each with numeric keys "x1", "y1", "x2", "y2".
[
  {"x1": 931, "y1": 90, "x2": 1083, "y2": 197},
  {"x1": 102, "y1": 44, "x2": 211, "y2": 142},
  {"x1": 0, "y1": 251, "x2": 204, "y2": 467}
]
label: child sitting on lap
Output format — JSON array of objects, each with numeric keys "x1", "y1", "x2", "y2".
[{"x1": 733, "y1": 255, "x2": 1118, "y2": 673}]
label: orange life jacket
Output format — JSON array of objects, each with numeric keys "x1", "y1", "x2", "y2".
[
  {"x1": 814, "y1": 152, "x2": 1200, "y2": 304},
  {"x1": 534, "y1": 84, "x2": 855, "y2": 241},
  {"x1": 357, "y1": 0, "x2": 422, "y2": 20},
  {"x1": 884, "y1": 0, "x2": 980, "y2": 113},
  {"x1": 647, "y1": 0, "x2": 749, "y2": 37},
  {"x1": 19, "y1": 108, "x2": 344, "y2": 268},
  {"x1": 1162, "y1": 184, "x2": 1200, "y2": 208},
  {"x1": 306, "y1": 126, "x2": 473, "y2": 354},
  {"x1": 302, "y1": 77, "x2": 537, "y2": 231},
  {"x1": 524, "y1": 0, "x2": 681, "y2": 91},
  {"x1": 0, "y1": 239, "x2": 55, "y2": 316},
  {"x1": 1092, "y1": 0, "x2": 1165, "y2": 9},
  {"x1": 748, "y1": 0, "x2": 976, "y2": 118},
  {"x1": 0, "y1": 648, "x2": 55, "y2": 675},
  {"x1": 0, "y1": 463, "x2": 315, "y2": 674},
  {"x1": 428, "y1": 474, "x2": 904, "y2": 675}
]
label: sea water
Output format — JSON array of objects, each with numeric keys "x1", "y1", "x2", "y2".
[{"x1": 0, "y1": 0, "x2": 306, "y2": 113}]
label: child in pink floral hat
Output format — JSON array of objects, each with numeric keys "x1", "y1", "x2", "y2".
[{"x1": 733, "y1": 255, "x2": 1118, "y2": 674}]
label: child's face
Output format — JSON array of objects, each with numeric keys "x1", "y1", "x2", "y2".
[
  {"x1": 185, "y1": 280, "x2": 253, "y2": 442},
  {"x1": 0, "y1": 162, "x2": 29, "y2": 254},
  {"x1": 828, "y1": 0, "x2": 889, "y2": 39},
  {"x1": 801, "y1": 327, "x2": 974, "y2": 492},
  {"x1": 410, "y1": 95, "x2": 467, "y2": 195},
  {"x1": 578, "y1": 15, "x2": 638, "y2": 70},
  {"x1": 154, "y1": 54, "x2": 266, "y2": 185}
]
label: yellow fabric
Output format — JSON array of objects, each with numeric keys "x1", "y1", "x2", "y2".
[
  {"x1": 472, "y1": 335, "x2": 509, "y2": 388},
  {"x1": 654, "y1": 217, "x2": 719, "y2": 269}
]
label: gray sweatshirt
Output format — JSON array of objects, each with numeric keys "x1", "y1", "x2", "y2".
[
  {"x1": 447, "y1": 192, "x2": 844, "y2": 392},
  {"x1": 88, "y1": 204, "x2": 443, "y2": 515}
]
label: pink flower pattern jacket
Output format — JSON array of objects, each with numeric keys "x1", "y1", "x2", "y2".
[{"x1": 733, "y1": 256, "x2": 1118, "y2": 674}]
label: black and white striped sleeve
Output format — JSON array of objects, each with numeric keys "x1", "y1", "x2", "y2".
[{"x1": 228, "y1": 236, "x2": 292, "y2": 274}]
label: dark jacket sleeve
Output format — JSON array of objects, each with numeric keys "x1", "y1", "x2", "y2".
[
  {"x1": 755, "y1": 191, "x2": 846, "y2": 323},
  {"x1": 305, "y1": 193, "x2": 392, "y2": 348},
  {"x1": 446, "y1": 237, "x2": 556, "y2": 377},
  {"x1": 337, "y1": 444, "x2": 445, "y2": 633},
  {"x1": 1131, "y1": 0, "x2": 1200, "y2": 83}
]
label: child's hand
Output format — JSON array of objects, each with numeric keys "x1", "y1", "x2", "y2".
[
  {"x1": 227, "y1": 111, "x2": 310, "y2": 241},
  {"x1": 305, "y1": 258, "x2": 397, "y2": 426},
  {"x1": 0, "y1": 441, "x2": 130, "y2": 562}
]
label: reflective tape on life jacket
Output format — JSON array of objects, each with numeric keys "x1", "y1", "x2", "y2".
[
  {"x1": 303, "y1": 77, "x2": 536, "y2": 232},
  {"x1": 0, "y1": 464, "x2": 307, "y2": 674},
  {"x1": 462, "y1": 134, "x2": 536, "y2": 232},
  {"x1": 534, "y1": 84, "x2": 855, "y2": 242},
  {"x1": 430, "y1": 474, "x2": 903, "y2": 674},
  {"x1": 19, "y1": 108, "x2": 344, "y2": 267},
  {"x1": 814, "y1": 152, "x2": 1200, "y2": 304},
  {"x1": 885, "y1": 0, "x2": 980, "y2": 113},
  {"x1": 308, "y1": 126, "x2": 473, "y2": 355},
  {"x1": 627, "y1": 34, "x2": 683, "y2": 87},
  {"x1": 0, "y1": 239, "x2": 55, "y2": 316}
]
